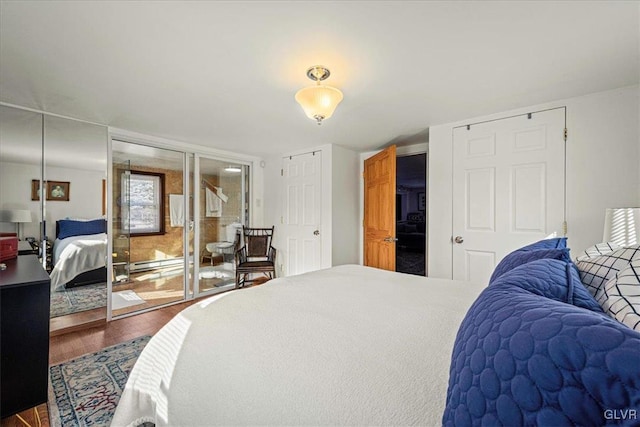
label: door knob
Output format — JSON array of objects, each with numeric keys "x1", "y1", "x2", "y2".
[
  {"x1": 384, "y1": 236, "x2": 399, "y2": 243},
  {"x1": 313, "y1": 230, "x2": 320, "y2": 236},
  {"x1": 454, "y1": 236, "x2": 464, "y2": 244}
]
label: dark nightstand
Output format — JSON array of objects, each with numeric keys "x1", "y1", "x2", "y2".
[{"x1": 18, "y1": 240, "x2": 38, "y2": 256}]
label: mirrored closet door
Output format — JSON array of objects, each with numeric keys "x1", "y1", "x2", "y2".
[
  {"x1": 0, "y1": 105, "x2": 109, "y2": 333},
  {"x1": 111, "y1": 140, "x2": 188, "y2": 318}
]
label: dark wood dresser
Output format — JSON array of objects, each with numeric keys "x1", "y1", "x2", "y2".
[{"x1": 0, "y1": 255, "x2": 50, "y2": 418}]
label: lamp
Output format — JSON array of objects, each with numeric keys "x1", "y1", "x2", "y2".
[
  {"x1": 0, "y1": 209, "x2": 32, "y2": 240},
  {"x1": 603, "y1": 208, "x2": 640, "y2": 246},
  {"x1": 295, "y1": 66, "x2": 343, "y2": 125}
]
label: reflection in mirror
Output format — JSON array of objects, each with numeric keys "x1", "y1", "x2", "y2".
[
  {"x1": 0, "y1": 106, "x2": 43, "y2": 247},
  {"x1": 44, "y1": 115, "x2": 108, "y2": 330},
  {"x1": 111, "y1": 140, "x2": 186, "y2": 318}
]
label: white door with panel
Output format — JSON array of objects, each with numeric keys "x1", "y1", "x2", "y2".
[
  {"x1": 282, "y1": 152, "x2": 322, "y2": 276},
  {"x1": 452, "y1": 109, "x2": 565, "y2": 284}
]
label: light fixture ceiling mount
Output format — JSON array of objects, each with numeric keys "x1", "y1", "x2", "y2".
[{"x1": 295, "y1": 65, "x2": 343, "y2": 125}]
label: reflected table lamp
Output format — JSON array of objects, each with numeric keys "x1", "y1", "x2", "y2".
[
  {"x1": 603, "y1": 208, "x2": 640, "y2": 247},
  {"x1": 0, "y1": 209, "x2": 32, "y2": 240}
]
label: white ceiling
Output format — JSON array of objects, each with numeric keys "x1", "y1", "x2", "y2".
[{"x1": 0, "y1": 1, "x2": 638, "y2": 156}]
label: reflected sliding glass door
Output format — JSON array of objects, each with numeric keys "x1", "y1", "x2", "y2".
[
  {"x1": 195, "y1": 156, "x2": 249, "y2": 296},
  {"x1": 111, "y1": 140, "x2": 187, "y2": 317}
]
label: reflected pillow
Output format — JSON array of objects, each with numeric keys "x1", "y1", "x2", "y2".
[{"x1": 57, "y1": 219, "x2": 107, "y2": 240}]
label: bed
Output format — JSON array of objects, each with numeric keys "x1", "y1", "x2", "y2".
[
  {"x1": 111, "y1": 264, "x2": 485, "y2": 426},
  {"x1": 49, "y1": 219, "x2": 108, "y2": 292}
]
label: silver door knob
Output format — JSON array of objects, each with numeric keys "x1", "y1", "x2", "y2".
[
  {"x1": 384, "y1": 236, "x2": 399, "y2": 243},
  {"x1": 454, "y1": 236, "x2": 464, "y2": 244},
  {"x1": 313, "y1": 230, "x2": 320, "y2": 236}
]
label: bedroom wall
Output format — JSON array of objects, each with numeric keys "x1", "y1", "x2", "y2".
[
  {"x1": 428, "y1": 85, "x2": 640, "y2": 279},
  {"x1": 0, "y1": 160, "x2": 104, "y2": 238}
]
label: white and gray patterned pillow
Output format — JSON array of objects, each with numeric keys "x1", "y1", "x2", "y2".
[
  {"x1": 575, "y1": 244, "x2": 640, "y2": 296},
  {"x1": 576, "y1": 242, "x2": 621, "y2": 262},
  {"x1": 595, "y1": 259, "x2": 640, "y2": 331}
]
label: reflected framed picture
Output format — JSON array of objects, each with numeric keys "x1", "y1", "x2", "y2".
[
  {"x1": 32, "y1": 180, "x2": 70, "y2": 201},
  {"x1": 418, "y1": 191, "x2": 426, "y2": 211},
  {"x1": 47, "y1": 181, "x2": 70, "y2": 201}
]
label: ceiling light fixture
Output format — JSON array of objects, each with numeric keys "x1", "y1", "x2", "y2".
[
  {"x1": 224, "y1": 166, "x2": 242, "y2": 173},
  {"x1": 295, "y1": 66, "x2": 343, "y2": 125}
]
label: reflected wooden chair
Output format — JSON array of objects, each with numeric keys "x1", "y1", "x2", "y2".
[{"x1": 235, "y1": 226, "x2": 276, "y2": 288}]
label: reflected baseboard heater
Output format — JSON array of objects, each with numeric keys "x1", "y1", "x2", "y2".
[{"x1": 128, "y1": 257, "x2": 193, "y2": 273}]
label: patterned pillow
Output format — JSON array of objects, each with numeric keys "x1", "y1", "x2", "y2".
[
  {"x1": 595, "y1": 259, "x2": 640, "y2": 331},
  {"x1": 575, "y1": 245, "x2": 640, "y2": 297},
  {"x1": 576, "y1": 242, "x2": 621, "y2": 262}
]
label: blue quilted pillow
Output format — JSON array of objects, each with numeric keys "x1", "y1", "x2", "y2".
[
  {"x1": 443, "y1": 284, "x2": 640, "y2": 426},
  {"x1": 489, "y1": 248, "x2": 572, "y2": 283},
  {"x1": 518, "y1": 237, "x2": 567, "y2": 251},
  {"x1": 57, "y1": 219, "x2": 106, "y2": 240},
  {"x1": 490, "y1": 259, "x2": 603, "y2": 313}
]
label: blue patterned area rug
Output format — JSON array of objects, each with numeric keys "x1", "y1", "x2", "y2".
[
  {"x1": 50, "y1": 282, "x2": 107, "y2": 318},
  {"x1": 48, "y1": 336, "x2": 151, "y2": 427}
]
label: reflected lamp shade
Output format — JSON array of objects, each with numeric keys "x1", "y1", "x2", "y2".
[
  {"x1": 0, "y1": 209, "x2": 32, "y2": 223},
  {"x1": 295, "y1": 85, "x2": 344, "y2": 124},
  {"x1": 603, "y1": 208, "x2": 640, "y2": 246}
]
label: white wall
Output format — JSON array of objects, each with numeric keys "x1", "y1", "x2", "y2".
[
  {"x1": 331, "y1": 145, "x2": 359, "y2": 266},
  {"x1": 0, "y1": 161, "x2": 105, "y2": 238},
  {"x1": 429, "y1": 85, "x2": 640, "y2": 279}
]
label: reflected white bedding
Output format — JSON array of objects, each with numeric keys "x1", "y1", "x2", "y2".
[
  {"x1": 50, "y1": 233, "x2": 107, "y2": 291},
  {"x1": 111, "y1": 265, "x2": 484, "y2": 427}
]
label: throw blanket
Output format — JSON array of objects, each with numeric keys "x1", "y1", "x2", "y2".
[
  {"x1": 112, "y1": 265, "x2": 485, "y2": 426},
  {"x1": 50, "y1": 233, "x2": 107, "y2": 291}
]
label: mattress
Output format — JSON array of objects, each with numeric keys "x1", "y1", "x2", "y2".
[{"x1": 112, "y1": 264, "x2": 485, "y2": 426}]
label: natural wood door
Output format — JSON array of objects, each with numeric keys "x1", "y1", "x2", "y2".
[
  {"x1": 364, "y1": 145, "x2": 397, "y2": 270},
  {"x1": 452, "y1": 108, "x2": 566, "y2": 284}
]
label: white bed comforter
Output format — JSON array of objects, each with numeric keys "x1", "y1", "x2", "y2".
[
  {"x1": 50, "y1": 233, "x2": 107, "y2": 291},
  {"x1": 111, "y1": 265, "x2": 485, "y2": 427}
]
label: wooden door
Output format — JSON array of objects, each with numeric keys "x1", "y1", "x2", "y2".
[
  {"x1": 364, "y1": 145, "x2": 397, "y2": 270},
  {"x1": 282, "y1": 151, "x2": 323, "y2": 276},
  {"x1": 452, "y1": 108, "x2": 566, "y2": 284}
]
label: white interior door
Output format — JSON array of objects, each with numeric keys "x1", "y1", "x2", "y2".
[
  {"x1": 452, "y1": 108, "x2": 566, "y2": 284},
  {"x1": 282, "y1": 152, "x2": 322, "y2": 276}
]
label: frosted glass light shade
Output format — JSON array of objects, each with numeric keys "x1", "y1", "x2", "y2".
[{"x1": 295, "y1": 84, "x2": 344, "y2": 123}]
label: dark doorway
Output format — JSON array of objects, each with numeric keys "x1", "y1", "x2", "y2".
[{"x1": 396, "y1": 153, "x2": 426, "y2": 276}]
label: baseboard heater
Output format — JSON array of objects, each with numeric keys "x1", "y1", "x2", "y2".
[{"x1": 128, "y1": 258, "x2": 189, "y2": 273}]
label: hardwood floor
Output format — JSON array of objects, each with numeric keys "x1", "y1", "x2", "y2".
[{"x1": 2, "y1": 278, "x2": 269, "y2": 427}]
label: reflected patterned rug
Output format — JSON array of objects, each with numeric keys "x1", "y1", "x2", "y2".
[
  {"x1": 48, "y1": 336, "x2": 151, "y2": 427},
  {"x1": 50, "y1": 282, "x2": 107, "y2": 318}
]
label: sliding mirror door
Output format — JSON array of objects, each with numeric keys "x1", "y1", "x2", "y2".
[
  {"x1": 44, "y1": 116, "x2": 108, "y2": 329},
  {"x1": 196, "y1": 156, "x2": 249, "y2": 296},
  {"x1": 0, "y1": 105, "x2": 43, "y2": 256},
  {"x1": 111, "y1": 140, "x2": 187, "y2": 317}
]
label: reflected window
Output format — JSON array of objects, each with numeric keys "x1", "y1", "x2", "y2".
[{"x1": 123, "y1": 171, "x2": 165, "y2": 235}]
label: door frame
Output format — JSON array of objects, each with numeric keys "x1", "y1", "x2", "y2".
[{"x1": 358, "y1": 143, "x2": 428, "y2": 265}]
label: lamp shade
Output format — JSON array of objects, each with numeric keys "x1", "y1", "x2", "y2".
[
  {"x1": 0, "y1": 209, "x2": 32, "y2": 223},
  {"x1": 603, "y1": 208, "x2": 640, "y2": 246},
  {"x1": 295, "y1": 84, "x2": 344, "y2": 122}
]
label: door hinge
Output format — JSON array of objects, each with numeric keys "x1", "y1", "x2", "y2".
[
  {"x1": 563, "y1": 128, "x2": 568, "y2": 142},
  {"x1": 281, "y1": 169, "x2": 284, "y2": 176}
]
